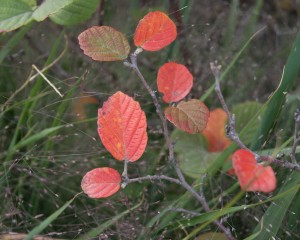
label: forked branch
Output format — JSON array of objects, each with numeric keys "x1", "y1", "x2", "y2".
[
  {"x1": 210, "y1": 61, "x2": 300, "y2": 172},
  {"x1": 124, "y1": 53, "x2": 235, "y2": 240}
]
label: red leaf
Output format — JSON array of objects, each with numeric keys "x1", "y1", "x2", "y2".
[
  {"x1": 165, "y1": 99, "x2": 209, "y2": 134},
  {"x1": 98, "y1": 91, "x2": 148, "y2": 162},
  {"x1": 78, "y1": 26, "x2": 130, "y2": 61},
  {"x1": 81, "y1": 167, "x2": 121, "y2": 198},
  {"x1": 232, "y1": 149, "x2": 276, "y2": 193},
  {"x1": 157, "y1": 62, "x2": 193, "y2": 103},
  {"x1": 202, "y1": 108, "x2": 231, "y2": 152},
  {"x1": 134, "y1": 11, "x2": 177, "y2": 51}
]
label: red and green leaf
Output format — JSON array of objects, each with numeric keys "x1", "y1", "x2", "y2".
[
  {"x1": 98, "y1": 91, "x2": 148, "y2": 162},
  {"x1": 157, "y1": 62, "x2": 193, "y2": 103},
  {"x1": 134, "y1": 11, "x2": 177, "y2": 51},
  {"x1": 78, "y1": 26, "x2": 130, "y2": 61},
  {"x1": 232, "y1": 149, "x2": 276, "y2": 193},
  {"x1": 165, "y1": 99, "x2": 209, "y2": 134},
  {"x1": 202, "y1": 108, "x2": 231, "y2": 152},
  {"x1": 81, "y1": 167, "x2": 121, "y2": 198}
]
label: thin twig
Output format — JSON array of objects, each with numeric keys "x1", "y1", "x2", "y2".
[
  {"x1": 210, "y1": 62, "x2": 249, "y2": 151},
  {"x1": 1, "y1": 37, "x2": 68, "y2": 111},
  {"x1": 32, "y1": 65, "x2": 64, "y2": 98},
  {"x1": 124, "y1": 54, "x2": 235, "y2": 240},
  {"x1": 199, "y1": 173, "x2": 210, "y2": 211},
  {"x1": 210, "y1": 61, "x2": 300, "y2": 172},
  {"x1": 290, "y1": 108, "x2": 300, "y2": 163},
  {"x1": 125, "y1": 175, "x2": 181, "y2": 185},
  {"x1": 122, "y1": 160, "x2": 129, "y2": 178}
]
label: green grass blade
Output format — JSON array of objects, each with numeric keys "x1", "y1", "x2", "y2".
[
  {"x1": 77, "y1": 198, "x2": 143, "y2": 240},
  {"x1": 241, "y1": 0, "x2": 263, "y2": 45},
  {"x1": 223, "y1": 0, "x2": 239, "y2": 50},
  {"x1": 45, "y1": 75, "x2": 83, "y2": 150},
  {"x1": 244, "y1": 224, "x2": 263, "y2": 240},
  {"x1": 251, "y1": 31, "x2": 300, "y2": 150},
  {"x1": 25, "y1": 193, "x2": 80, "y2": 240},
  {"x1": 5, "y1": 31, "x2": 65, "y2": 162},
  {"x1": 201, "y1": 27, "x2": 265, "y2": 102},
  {"x1": 180, "y1": 182, "x2": 300, "y2": 239},
  {"x1": 13, "y1": 125, "x2": 65, "y2": 151},
  {"x1": 0, "y1": 23, "x2": 32, "y2": 63},
  {"x1": 253, "y1": 172, "x2": 300, "y2": 239}
]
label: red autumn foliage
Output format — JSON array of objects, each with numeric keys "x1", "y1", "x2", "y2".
[
  {"x1": 98, "y1": 91, "x2": 148, "y2": 162},
  {"x1": 74, "y1": 95, "x2": 99, "y2": 120},
  {"x1": 202, "y1": 108, "x2": 231, "y2": 152},
  {"x1": 134, "y1": 11, "x2": 177, "y2": 51},
  {"x1": 232, "y1": 149, "x2": 276, "y2": 193},
  {"x1": 157, "y1": 62, "x2": 193, "y2": 103},
  {"x1": 81, "y1": 167, "x2": 121, "y2": 198}
]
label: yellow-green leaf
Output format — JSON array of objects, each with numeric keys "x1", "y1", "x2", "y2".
[{"x1": 78, "y1": 26, "x2": 130, "y2": 61}]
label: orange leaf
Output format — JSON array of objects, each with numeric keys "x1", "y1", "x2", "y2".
[
  {"x1": 98, "y1": 91, "x2": 148, "y2": 162},
  {"x1": 81, "y1": 167, "x2": 121, "y2": 198},
  {"x1": 232, "y1": 149, "x2": 276, "y2": 193},
  {"x1": 165, "y1": 99, "x2": 209, "y2": 134},
  {"x1": 78, "y1": 26, "x2": 130, "y2": 61},
  {"x1": 202, "y1": 108, "x2": 231, "y2": 152},
  {"x1": 74, "y1": 95, "x2": 99, "y2": 120},
  {"x1": 157, "y1": 62, "x2": 193, "y2": 103},
  {"x1": 134, "y1": 11, "x2": 177, "y2": 51}
]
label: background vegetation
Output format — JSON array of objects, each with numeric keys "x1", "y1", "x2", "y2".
[{"x1": 1, "y1": 0, "x2": 300, "y2": 239}]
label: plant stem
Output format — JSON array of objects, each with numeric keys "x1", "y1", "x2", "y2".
[
  {"x1": 126, "y1": 175, "x2": 181, "y2": 185},
  {"x1": 210, "y1": 61, "x2": 300, "y2": 172},
  {"x1": 290, "y1": 108, "x2": 300, "y2": 163},
  {"x1": 124, "y1": 54, "x2": 235, "y2": 240}
]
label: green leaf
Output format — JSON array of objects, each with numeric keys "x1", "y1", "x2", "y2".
[
  {"x1": 25, "y1": 193, "x2": 80, "y2": 240},
  {"x1": 33, "y1": 0, "x2": 72, "y2": 22},
  {"x1": 0, "y1": 0, "x2": 98, "y2": 31},
  {"x1": 49, "y1": 0, "x2": 98, "y2": 26},
  {"x1": 232, "y1": 101, "x2": 262, "y2": 144},
  {"x1": 0, "y1": 0, "x2": 33, "y2": 32},
  {"x1": 20, "y1": 0, "x2": 36, "y2": 7},
  {"x1": 172, "y1": 130, "x2": 217, "y2": 178},
  {"x1": 251, "y1": 31, "x2": 300, "y2": 150}
]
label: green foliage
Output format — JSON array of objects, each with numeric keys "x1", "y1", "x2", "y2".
[
  {"x1": 0, "y1": 0, "x2": 98, "y2": 31},
  {"x1": 172, "y1": 130, "x2": 217, "y2": 178},
  {"x1": 25, "y1": 194, "x2": 79, "y2": 240},
  {"x1": 252, "y1": 31, "x2": 300, "y2": 150},
  {"x1": 253, "y1": 172, "x2": 300, "y2": 239},
  {"x1": 232, "y1": 101, "x2": 262, "y2": 144},
  {"x1": 1, "y1": 1, "x2": 300, "y2": 240},
  {"x1": 0, "y1": 0, "x2": 33, "y2": 32},
  {"x1": 77, "y1": 198, "x2": 143, "y2": 240},
  {"x1": 49, "y1": 0, "x2": 99, "y2": 26}
]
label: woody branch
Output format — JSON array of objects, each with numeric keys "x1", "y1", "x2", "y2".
[
  {"x1": 123, "y1": 51, "x2": 235, "y2": 240},
  {"x1": 210, "y1": 61, "x2": 300, "y2": 172}
]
